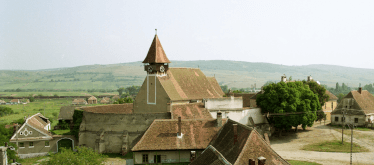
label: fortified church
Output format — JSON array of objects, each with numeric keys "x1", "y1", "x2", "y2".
[{"x1": 78, "y1": 34, "x2": 286, "y2": 164}]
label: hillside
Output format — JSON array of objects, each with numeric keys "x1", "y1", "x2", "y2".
[{"x1": 0, "y1": 60, "x2": 373, "y2": 90}]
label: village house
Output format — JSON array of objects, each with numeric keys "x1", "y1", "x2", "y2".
[
  {"x1": 322, "y1": 90, "x2": 338, "y2": 121},
  {"x1": 100, "y1": 97, "x2": 110, "y2": 104},
  {"x1": 0, "y1": 100, "x2": 6, "y2": 105},
  {"x1": 9, "y1": 113, "x2": 77, "y2": 158},
  {"x1": 78, "y1": 34, "x2": 225, "y2": 155},
  {"x1": 331, "y1": 87, "x2": 374, "y2": 127},
  {"x1": 190, "y1": 120, "x2": 290, "y2": 165},
  {"x1": 131, "y1": 116, "x2": 226, "y2": 164},
  {"x1": 57, "y1": 106, "x2": 77, "y2": 129},
  {"x1": 72, "y1": 98, "x2": 87, "y2": 105},
  {"x1": 10, "y1": 99, "x2": 20, "y2": 105},
  {"x1": 21, "y1": 99, "x2": 30, "y2": 104},
  {"x1": 87, "y1": 96, "x2": 97, "y2": 104},
  {"x1": 111, "y1": 95, "x2": 120, "y2": 101}
]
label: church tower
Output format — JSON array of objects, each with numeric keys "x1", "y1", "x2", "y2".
[
  {"x1": 142, "y1": 34, "x2": 170, "y2": 76},
  {"x1": 142, "y1": 34, "x2": 170, "y2": 104}
]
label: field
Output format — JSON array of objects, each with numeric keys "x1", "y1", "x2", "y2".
[
  {"x1": 0, "y1": 98, "x2": 106, "y2": 127},
  {"x1": 0, "y1": 91, "x2": 117, "y2": 97}
]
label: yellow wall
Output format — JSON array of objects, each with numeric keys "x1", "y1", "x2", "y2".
[
  {"x1": 322, "y1": 100, "x2": 337, "y2": 121},
  {"x1": 134, "y1": 76, "x2": 170, "y2": 113}
]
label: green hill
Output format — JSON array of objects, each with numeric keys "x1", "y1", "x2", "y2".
[{"x1": 0, "y1": 60, "x2": 373, "y2": 90}]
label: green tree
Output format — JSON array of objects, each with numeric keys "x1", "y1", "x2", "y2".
[
  {"x1": 337, "y1": 93, "x2": 345, "y2": 103},
  {"x1": 263, "y1": 81, "x2": 275, "y2": 87},
  {"x1": 220, "y1": 85, "x2": 228, "y2": 93},
  {"x1": 289, "y1": 76, "x2": 292, "y2": 81},
  {"x1": 40, "y1": 146, "x2": 107, "y2": 165},
  {"x1": 256, "y1": 81, "x2": 319, "y2": 134},
  {"x1": 303, "y1": 80, "x2": 329, "y2": 109},
  {"x1": 117, "y1": 87, "x2": 125, "y2": 96},
  {"x1": 125, "y1": 86, "x2": 141, "y2": 96}
]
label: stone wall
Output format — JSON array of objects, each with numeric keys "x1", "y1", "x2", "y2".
[
  {"x1": 331, "y1": 114, "x2": 366, "y2": 126},
  {"x1": 133, "y1": 150, "x2": 203, "y2": 164},
  {"x1": 205, "y1": 97, "x2": 242, "y2": 110},
  {"x1": 79, "y1": 111, "x2": 171, "y2": 153}
]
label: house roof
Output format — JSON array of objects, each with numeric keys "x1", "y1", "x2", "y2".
[
  {"x1": 142, "y1": 35, "x2": 171, "y2": 64},
  {"x1": 171, "y1": 103, "x2": 213, "y2": 119},
  {"x1": 132, "y1": 118, "x2": 226, "y2": 151},
  {"x1": 10, "y1": 99, "x2": 19, "y2": 102},
  {"x1": 207, "y1": 77, "x2": 225, "y2": 96},
  {"x1": 332, "y1": 90, "x2": 374, "y2": 115},
  {"x1": 325, "y1": 90, "x2": 338, "y2": 101},
  {"x1": 73, "y1": 98, "x2": 86, "y2": 103},
  {"x1": 191, "y1": 145, "x2": 231, "y2": 165},
  {"x1": 0, "y1": 100, "x2": 5, "y2": 103},
  {"x1": 58, "y1": 106, "x2": 76, "y2": 120},
  {"x1": 112, "y1": 95, "x2": 120, "y2": 100},
  {"x1": 191, "y1": 120, "x2": 289, "y2": 165},
  {"x1": 10, "y1": 113, "x2": 52, "y2": 141},
  {"x1": 100, "y1": 97, "x2": 110, "y2": 103},
  {"x1": 158, "y1": 68, "x2": 223, "y2": 100},
  {"x1": 80, "y1": 104, "x2": 133, "y2": 114},
  {"x1": 88, "y1": 96, "x2": 97, "y2": 101}
]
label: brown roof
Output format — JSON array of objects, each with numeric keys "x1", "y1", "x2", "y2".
[
  {"x1": 58, "y1": 106, "x2": 76, "y2": 120},
  {"x1": 191, "y1": 120, "x2": 289, "y2": 165},
  {"x1": 132, "y1": 119, "x2": 226, "y2": 151},
  {"x1": 158, "y1": 68, "x2": 223, "y2": 100},
  {"x1": 112, "y1": 95, "x2": 120, "y2": 100},
  {"x1": 10, "y1": 113, "x2": 53, "y2": 141},
  {"x1": 171, "y1": 103, "x2": 213, "y2": 119},
  {"x1": 326, "y1": 90, "x2": 338, "y2": 100},
  {"x1": 142, "y1": 35, "x2": 171, "y2": 64},
  {"x1": 100, "y1": 97, "x2": 110, "y2": 104},
  {"x1": 73, "y1": 98, "x2": 87, "y2": 103},
  {"x1": 81, "y1": 104, "x2": 133, "y2": 114},
  {"x1": 88, "y1": 96, "x2": 97, "y2": 101},
  {"x1": 332, "y1": 90, "x2": 374, "y2": 115},
  {"x1": 10, "y1": 99, "x2": 19, "y2": 103},
  {"x1": 207, "y1": 77, "x2": 225, "y2": 96},
  {"x1": 233, "y1": 93, "x2": 257, "y2": 107}
]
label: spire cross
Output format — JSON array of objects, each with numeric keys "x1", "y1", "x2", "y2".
[{"x1": 155, "y1": 29, "x2": 157, "y2": 35}]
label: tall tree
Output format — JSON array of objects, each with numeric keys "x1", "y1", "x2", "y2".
[
  {"x1": 256, "y1": 81, "x2": 319, "y2": 133},
  {"x1": 117, "y1": 87, "x2": 125, "y2": 96}
]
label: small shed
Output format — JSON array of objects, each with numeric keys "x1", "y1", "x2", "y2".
[
  {"x1": 87, "y1": 96, "x2": 97, "y2": 104},
  {"x1": 100, "y1": 97, "x2": 110, "y2": 104},
  {"x1": 58, "y1": 106, "x2": 77, "y2": 124},
  {"x1": 72, "y1": 99, "x2": 87, "y2": 105},
  {"x1": 10, "y1": 99, "x2": 20, "y2": 105}
]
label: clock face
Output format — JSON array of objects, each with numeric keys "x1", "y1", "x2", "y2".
[
  {"x1": 160, "y1": 66, "x2": 165, "y2": 72},
  {"x1": 148, "y1": 66, "x2": 153, "y2": 73}
]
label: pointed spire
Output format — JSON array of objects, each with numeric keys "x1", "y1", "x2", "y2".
[{"x1": 142, "y1": 35, "x2": 171, "y2": 64}]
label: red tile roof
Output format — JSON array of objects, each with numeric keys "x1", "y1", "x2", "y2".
[
  {"x1": 171, "y1": 103, "x2": 213, "y2": 119},
  {"x1": 81, "y1": 104, "x2": 133, "y2": 114},
  {"x1": 88, "y1": 96, "x2": 97, "y2": 101},
  {"x1": 142, "y1": 35, "x2": 171, "y2": 64},
  {"x1": 325, "y1": 90, "x2": 338, "y2": 100},
  {"x1": 132, "y1": 119, "x2": 226, "y2": 151},
  {"x1": 158, "y1": 68, "x2": 223, "y2": 100},
  {"x1": 191, "y1": 120, "x2": 289, "y2": 165},
  {"x1": 332, "y1": 90, "x2": 374, "y2": 115},
  {"x1": 206, "y1": 77, "x2": 225, "y2": 96}
]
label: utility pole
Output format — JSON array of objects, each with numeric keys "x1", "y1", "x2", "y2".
[
  {"x1": 342, "y1": 99, "x2": 347, "y2": 145},
  {"x1": 350, "y1": 124, "x2": 353, "y2": 165}
]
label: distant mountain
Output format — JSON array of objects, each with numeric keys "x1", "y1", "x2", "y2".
[{"x1": 0, "y1": 60, "x2": 372, "y2": 90}]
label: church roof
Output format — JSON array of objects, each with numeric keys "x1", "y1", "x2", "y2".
[
  {"x1": 158, "y1": 68, "x2": 224, "y2": 100},
  {"x1": 142, "y1": 35, "x2": 171, "y2": 64},
  {"x1": 171, "y1": 103, "x2": 213, "y2": 119}
]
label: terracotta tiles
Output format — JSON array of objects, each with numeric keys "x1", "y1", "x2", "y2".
[
  {"x1": 81, "y1": 104, "x2": 133, "y2": 114},
  {"x1": 142, "y1": 35, "x2": 171, "y2": 64},
  {"x1": 171, "y1": 103, "x2": 212, "y2": 119},
  {"x1": 131, "y1": 119, "x2": 225, "y2": 151}
]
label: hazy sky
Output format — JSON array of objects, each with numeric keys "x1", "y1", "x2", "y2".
[{"x1": 1, "y1": 0, "x2": 374, "y2": 70}]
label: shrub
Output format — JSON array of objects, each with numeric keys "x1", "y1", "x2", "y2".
[
  {"x1": 52, "y1": 112, "x2": 58, "y2": 118},
  {"x1": 40, "y1": 146, "x2": 107, "y2": 165},
  {"x1": 0, "y1": 106, "x2": 14, "y2": 117}
]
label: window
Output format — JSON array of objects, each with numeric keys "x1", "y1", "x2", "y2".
[
  {"x1": 142, "y1": 154, "x2": 148, "y2": 163},
  {"x1": 45, "y1": 141, "x2": 50, "y2": 147},
  {"x1": 335, "y1": 117, "x2": 339, "y2": 122},
  {"x1": 29, "y1": 142, "x2": 34, "y2": 148},
  {"x1": 331, "y1": 102, "x2": 333, "y2": 109},
  {"x1": 154, "y1": 155, "x2": 161, "y2": 163},
  {"x1": 190, "y1": 151, "x2": 196, "y2": 161},
  {"x1": 355, "y1": 118, "x2": 358, "y2": 123},
  {"x1": 19, "y1": 143, "x2": 24, "y2": 148}
]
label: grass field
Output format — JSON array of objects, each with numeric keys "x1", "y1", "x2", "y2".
[
  {"x1": 0, "y1": 91, "x2": 117, "y2": 97},
  {"x1": 302, "y1": 140, "x2": 369, "y2": 153},
  {"x1": 0, "y1": 98, "x2": 106, "y2": 127},
  {"x1": 287, "y1": 160, "x2": 322, "y2": 165}
]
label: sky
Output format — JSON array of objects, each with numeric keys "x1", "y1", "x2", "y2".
[{"x1": 1, "y1": 0, "x2": 374, "y2": 70}]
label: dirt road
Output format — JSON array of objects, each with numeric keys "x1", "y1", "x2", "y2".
[{"x1": 270, "y1": 122, "x2": 374, "y2": 165}]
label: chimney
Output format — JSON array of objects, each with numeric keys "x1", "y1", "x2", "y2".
[
  {"x1": 177, "y1": 116, "x2": 181, "y2": 137},
  {"x1": 258, "y1": 156, "x2": 266, "y2": 165},
  {"x1": 307, "y1": 75, "x2": 312, "y2": 82},
  {"x1": 281, "y1": 76, "x2": 286, "y2": 82},
  {"x1": 358, "y1": 87, "x2": 362, "y2": 94},
  {"x1": 217, "y1": 111, "x2": 222, "y2": 127},
  {"x1": 233, "y1": 124, "x2": 238, "y2": 144},
  {"x1": 249, "y1": 159, "x2": 255, "y2": 165}
]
